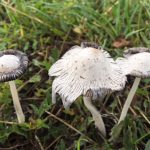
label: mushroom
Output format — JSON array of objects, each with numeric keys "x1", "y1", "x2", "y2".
[
  {"x1": 0, "y1": 50, "x2": 28, "y2": 123},
  {"x1": 116, "y1": 47, "x2": 150, "y2": 123},
  {"x1": 49, "y1": 42, "x2": 126, "y2": 136}
]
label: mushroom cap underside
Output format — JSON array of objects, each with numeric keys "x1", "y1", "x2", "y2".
[{"x1": 0, "y1": 50, "x2": 28, "y2": 82}]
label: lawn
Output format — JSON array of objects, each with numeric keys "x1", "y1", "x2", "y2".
[{"x1": 0, "y1": 0, "x2": 150, "y2": 149}]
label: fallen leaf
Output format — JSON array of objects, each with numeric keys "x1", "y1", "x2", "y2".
[{"x1": 112, "y1": 37, "x2": 131, "y2": 48}]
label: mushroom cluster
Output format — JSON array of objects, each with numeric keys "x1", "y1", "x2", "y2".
[
  {"x1": 0, "y1": 50, "x2": 28, "y2": 123},
  {"x1": 49, "y1": 43, "x2": 150, "y2": 136}
]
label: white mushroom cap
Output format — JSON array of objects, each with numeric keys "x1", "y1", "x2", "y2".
[
  {"x1": 116, "y1": 47, "x2": 150, "y2": 78},
  {"x1": 0, "y1": 50, "x2": 28, "y2": 82},
  {"x1": 49, "y1": 43, "x2": 126, "y2": 108}
]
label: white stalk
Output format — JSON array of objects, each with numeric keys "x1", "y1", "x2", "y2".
[
  {"x1": 9, "y1": 81, "x2": 25, "y2": 123},
  {"x1": 83, "y1": 96, "x2": 106, "y2": 137},
  {"x1": 118, "y1": 77, "x2": 141, "y2": 123}
]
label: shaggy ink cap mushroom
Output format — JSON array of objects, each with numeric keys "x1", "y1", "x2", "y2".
[
  {"x1": 116, "y1": 47, "x2": 150, "y2": 123},
  {"x1": 0, "y1": 49, "x2": 28, "y2": 123},
  {"x1": 49, "y1": 42, "x2": 126, "y2": 108},
  {"x1": 117, "y1": 47, "x2": 150, "y2": 78},
  {"x1": 0, "y1": 49, "x2": 28, "y2": 82},
  {"x1": 49, "y1": 42, "x2": 126, "y2": 136}
]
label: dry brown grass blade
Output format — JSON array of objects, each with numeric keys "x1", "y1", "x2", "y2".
[{"x1": 45, "y1": 111, "x2": 96, "y2": 144}]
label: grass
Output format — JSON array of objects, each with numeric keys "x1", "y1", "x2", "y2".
[{"x1": 0, "y1": 0, "x2": 150, "y2": 149}]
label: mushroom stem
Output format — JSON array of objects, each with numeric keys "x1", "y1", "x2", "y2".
[
  {"x1": 83, "y1": 96, "x2": 106, "y2": 137},
  {"x1": 118, "y1": 77, "x2": 141, "y2": 123},
  {"x1": 9, "y1": 81, "x2": 25, "y2": 123}
]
